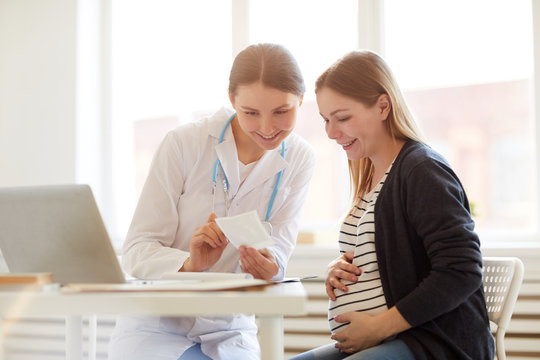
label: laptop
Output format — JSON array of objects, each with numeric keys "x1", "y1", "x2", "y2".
[{"x1": 0, "y1": 184, "x2": 126, "y2": 284}]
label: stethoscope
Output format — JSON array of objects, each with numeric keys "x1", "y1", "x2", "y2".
[{"x1": 212, "y1": 113, "x2": 285, "y2": 235}]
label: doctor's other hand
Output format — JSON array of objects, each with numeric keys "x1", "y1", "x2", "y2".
[
  {"x1": 181, "y1": 213, "x2": 228, "y2": 272},
  {"x1": 326, "y1": 252, "x2": 362, "y2": 301},
  {"x1": 239, "y1": 246, "x2": 278, "y2": 280}
]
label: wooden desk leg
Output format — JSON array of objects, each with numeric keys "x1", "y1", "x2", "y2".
[
  {"x1": 258, "y1": 315, "x2": 284, "y2": 360},
  {"x1": 65, "y1": 315, "x2": 83, "y2": 360}
]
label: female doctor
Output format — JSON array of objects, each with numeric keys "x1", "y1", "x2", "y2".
[{"x1": 108, "y1": 43, "x2": 316, "y2": 360}]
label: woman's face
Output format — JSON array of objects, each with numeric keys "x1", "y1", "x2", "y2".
[
  {"x1": 230, "y1": 82, "x2": 303, "y2": 151},
  {"x1": 317, "y1": 87, "x2": 390, "y2": 161}
]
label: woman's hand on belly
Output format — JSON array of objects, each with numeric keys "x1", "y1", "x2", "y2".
[
  {"x1": 331, "y1": 307, "x2": 412, "y2": 354},
  {"x1": 326, "y1": 252, "x2": 362, "y2": 300}
]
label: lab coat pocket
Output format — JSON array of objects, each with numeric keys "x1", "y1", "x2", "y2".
[
  {"x1": 190, "y1": 315, "x2": 236, "y2": 337},
  {"x1": 158, "y1": 316, "x2": 194, "y2": 335}
]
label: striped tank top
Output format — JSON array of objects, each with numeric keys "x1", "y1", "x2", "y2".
[{"x1": 328, "y1": 164, "x2": 392, "y2": 333}]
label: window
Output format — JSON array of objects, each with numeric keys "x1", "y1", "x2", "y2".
[
  {"x1": 383, "y1": 0, "x2": 536, "y2": 240},
  {"x1": 109, "y1": 1, "x2": 539, "y2": 246},
  {"x1": 111, "y1": 0, "x2": 231, "y2": 242},
  {"x1": 249, "y1": 0, "x2": 359, "y2": 240}
]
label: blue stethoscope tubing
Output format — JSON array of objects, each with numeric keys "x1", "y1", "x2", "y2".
[{"x1": 212, "y1": 113, "x2": 285, "y2": 222}]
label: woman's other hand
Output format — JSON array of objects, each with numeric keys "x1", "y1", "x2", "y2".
[
  {"x1": 239, "y1": 246, "x2": 279, "y2": 280},
  {"x1": 331, "y1": 312, "x2": 381, "y2": 353},
  {"x1": 326, "y1": 252, "x2": 362, "y2": 300},
  {"x1": 331, "y1": 307, "x2": 411, "y2": 354},
  {"x1": 181, "y1": 213, "x2": 228, "y2": 272}
]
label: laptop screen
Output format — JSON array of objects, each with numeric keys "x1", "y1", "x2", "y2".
[{"x1": 0, "y1": 184, "x2": 125, "y2": 284}]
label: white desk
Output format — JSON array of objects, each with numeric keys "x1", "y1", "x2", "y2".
[{"x1": 0, "y1": 282, "x2": 307, "y2": 360}]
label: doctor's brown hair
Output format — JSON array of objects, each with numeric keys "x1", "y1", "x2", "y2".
[
  {"x1": 315, "y1": 50, "x2": 424, "y2": 201},
  {"x1": 229, "y1": 43, "x2": 305, "y2": 97}
]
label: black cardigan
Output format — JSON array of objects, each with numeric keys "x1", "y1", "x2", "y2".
[{"x1": 375, "y1": 140, "x2": 495, "y2": 359}]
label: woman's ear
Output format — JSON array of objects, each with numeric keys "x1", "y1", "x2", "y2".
[
  {"x1": 298, "y1": 94, "x2": 304, "y2": 107},
  {"x1": 378, "y1": 94, "x2": 391, "y2": 120}
]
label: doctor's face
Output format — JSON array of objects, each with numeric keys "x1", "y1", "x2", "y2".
[
  {"x1": 230, "y1": 82, "x2": 303, "y2": 151},
  {"x1": 317, "y1": 87, "x2": 390, "y2": 161}
]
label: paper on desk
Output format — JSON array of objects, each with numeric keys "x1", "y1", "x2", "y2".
[
  {"x1": 215, "y1": 210, "x2": 275, "y2": 250},
  {"x1": 161, "y1": 272, "x2": 253, "y2": 281},
  {"x1": 61, "y1": 278, "x2": 270, "y2": 293},
  {"x1": 271, "y1": 275, "x2": 319, "y2": 283}
]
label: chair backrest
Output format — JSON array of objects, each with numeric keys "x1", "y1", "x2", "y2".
[{"x1": 482, "y1": 257, "x2": 524, "y2": 360}]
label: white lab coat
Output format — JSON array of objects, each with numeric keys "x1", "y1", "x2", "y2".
[{"x1": 108, "y1": 107, "x2": 315, "y2": 360}]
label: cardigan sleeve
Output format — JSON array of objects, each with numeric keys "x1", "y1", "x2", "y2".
[{"x1": 394, "y1": 157, "x2": 484, "y2": 327}]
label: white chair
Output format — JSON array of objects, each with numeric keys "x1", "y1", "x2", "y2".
[{"x1": 482, "y1": 257, "x2": 524, "y2": 360}]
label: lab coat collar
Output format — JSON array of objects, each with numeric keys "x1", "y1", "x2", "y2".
[
  {"x1": 210, "y1": 108, "x2": 240, "y2": 194},
  {"x1": 214, "y1": 136, "x2": 289, "y2": 200},
  {"x1": 215, "y1": 140, "x2": 241, "y2": 195},
  {"x1": 238, "y1": 145, "x2": 288, "y2": 198},
  {"x1": 208, "y1": 108, "x2": 288, "y2": 199},
  {"x1": 208, "y1": 107, "x2": 236, "y2": 141},
  {"x1": 210, "y1": 108, "x2": 289, "y2": 200}
]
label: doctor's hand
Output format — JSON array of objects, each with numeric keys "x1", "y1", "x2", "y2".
[
  {"x1": 239, "y1": 246, "x2": 278, "y2": 280},
  {"x1": 181, "y1": 213, "x2": 228, "y2": 272},
  {"x1": 326, "y1": 252, "x2": 362, "y2": 301}
]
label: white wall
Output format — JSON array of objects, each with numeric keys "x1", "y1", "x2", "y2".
[
  {"x1": 0, "y1": 0, "x2": 78, "y2": 186},
  {"x1": 0, "y1": 0, "x2": 114, "y2": 234}
]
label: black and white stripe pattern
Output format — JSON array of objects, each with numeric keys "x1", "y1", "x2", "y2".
[{"x1": 328, "y1": 166, "x2": 392, "y2": 333}]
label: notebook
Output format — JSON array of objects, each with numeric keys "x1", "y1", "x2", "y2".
[{"x1": 0, "y1": 184, "x2": 125, "y2": 284}]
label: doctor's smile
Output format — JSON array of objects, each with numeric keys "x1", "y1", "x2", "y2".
[{"x1": 257, "y1": 130, "x2": 281, "y2": 140}]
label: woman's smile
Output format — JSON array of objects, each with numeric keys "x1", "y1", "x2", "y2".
[{"x1": 340, "y1": 138, "x2": 357, "y2": 150}]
